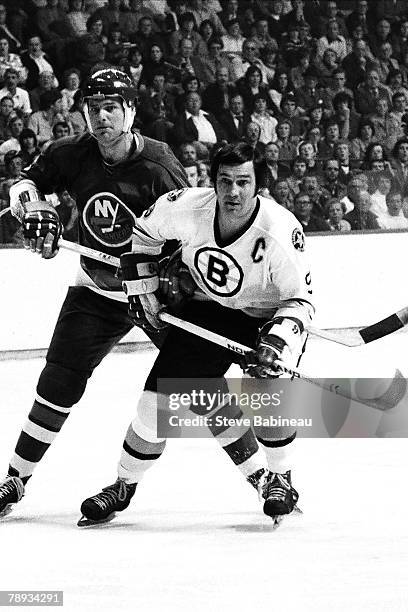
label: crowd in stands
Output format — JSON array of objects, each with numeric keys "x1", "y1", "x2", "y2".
[{"x1": 1, "y1": 0, "x2": 408, "y2": 245}]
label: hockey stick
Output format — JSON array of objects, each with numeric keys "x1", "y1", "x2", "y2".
[
  {"x1": 57, "y1": 239, "x2": 408, "y2": 349},
  {"x1": 158, "y1": 312, "x2": 406, "y2": 412},
  {"x1": 0, "y1": 206, "x2": 10, "y2": 219}
]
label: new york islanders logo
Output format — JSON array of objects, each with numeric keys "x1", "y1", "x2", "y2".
[
  {"x1": 194, "y1": 247, "x2": 243, "y2": 297},
  {"x1": 83, "y1": 192, "x2": 138, "y2": 247}
]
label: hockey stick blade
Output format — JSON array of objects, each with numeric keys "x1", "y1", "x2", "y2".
[
  {"x1": 308, "y1": 306, "x2": 408, "y2": 347},
  {"x1": 57, "y1": 239, "x2": 408, "y2": 348}
]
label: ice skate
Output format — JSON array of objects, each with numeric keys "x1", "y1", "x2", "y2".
[
  {"x1": 247, "y1": 468, "x2": 300, "y2": 527},
  {"x1": 0, "y1": 476, "x2": 25, "y2": 518},
  {"x1": 78, "y1": 478, "x2": 137, "y2": 527}
]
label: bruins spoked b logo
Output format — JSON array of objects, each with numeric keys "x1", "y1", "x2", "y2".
[
  {"x1": 83, "y1": 192, "x2": 138, "y2": 247},
  {"x1": 194, "y1": 247, "x2": 243, "y2": 297}
]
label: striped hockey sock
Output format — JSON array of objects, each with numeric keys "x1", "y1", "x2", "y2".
[
  {"x1": 8, "y1": 395, "x2": 71, "y2": 484},
  {"x1": 208, "y1": 397, "x2": 267, "y2": 477}
]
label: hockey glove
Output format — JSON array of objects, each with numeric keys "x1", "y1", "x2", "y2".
[
  {"x1": 121, "y1": 252, "x2": 167, "y2": 334},
  {"x1": 245, "y1": 318, "x2": 303, "y2": 378},
  {"x1": 22, "y1": 204, "x2": 62, "y2": 259},
  {"x1": 159, "y1": 248, "x2": 197, "y2": 312}
]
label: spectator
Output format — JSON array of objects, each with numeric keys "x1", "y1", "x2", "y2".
[
  {"x1": 333, "y1": 141, "x2": 360, "y2": 182},
  {"x1": 197, "y1": 160, "x2": 211, "y2": 186},
  {"x1": 67, "y1": 89, "x2": 86, "y2": 135},
  {"x1": 346, "y1": 0, "x2": 375, "y2": 38},
  {"x1": 350, "y1": 119, "x2": 376, "y2": 161},
  {"x1": 0, "y1": 68, "x2": 31, "y2": 118},
  {"x1": 318, "y1": 120, "x2": 341, "y2": 160},
  {"x1": 340, "y1": 172, "x2": 369, "y2": 214},
  {"x1": 314, "y1": 48, "x2": 340, "y2": 88},
  {"x1": 64, "y1": 0, "x2": 90, "y2": 38},
  {"x1": 369, "y1": 18, "x2": 393, "y2": 59},
  {"x1": 139, "y1": 43, "x2": 176, "y2": 88},
  {"x1": 271, "y1": 177, "x2": 294, "y2": 211},
  {"x1": 386, "y1": 69, "x2": 408, "y2": 105},
  {"x1": 20, "y1": 36, "x2": 57, "y2": 92},
  {"x1": 287, "y1": 156, "x2": 307, "y2": 194},
  {"x1": 377, "y1": 191, "x2": 408, "y2": 230},
  {"x1": 52, "y1": 120, "x2": 71, "y2": 139},
  {"x1": 241, "y1": 120, "x2": 265, "y2": 158},
  {"x1": 315, "y1": 18, "x2": 347, "y2": 63},
  {"x1": 343, "y1": 40, "x2": 379, "y2": 91},
  {"x1": 0, "y1": 115, "x2": 23, "y2": 165},
  {"x1": 198, "y1": 18, "x2": 215, "y2": 50},
  {"x1": 268, "y1": 69, "x2": 295, "y2": 114},
  {"x1": 298, "y1": 139, "x2": 322, "y2": 174},
  {"x1": 168, "y1": 11, "x2": 206, "y2": 57},
  {"x1": 344, "y1": 189, "x2": 380, "y2": 229},
  {"x1": 320, "y1": 158, "x2": 347, "y2": 201},
  {"x1": 390, "y1": 137, "x2": 408, "y2": 197},
  {"x1": 290, "y1": 49, "x2": 311, "y2": 90},
  {"x1": 0, "y1": 4, "x2": 22, "y2": 53},
  {"x1": 93, "y1": 0, "x2": 124, "y2": 37},
  {"x1": 190, "y1": 0, "x2": 226, "y2": 37},
  {"x1": 171, "y1": 90, "x2": 226, "y2": 150},
  {"x1": 182, "y1": 161, "x2": 199, "y2": 187},
  {"x1": 391, "y1": 18, "x2": 408, "y2": 64},
  {"x1": 279, "y1": 93, "x2": 304, "y2": 137},
  {"x1": 218, "y1": 92, "x2": 249, "y2": 143},
  {"x1": 376, "y1": 41, "x2": 400, "y2": 84},
  {"x1": 119, "y1": 45, "x2": 144, "y2": 88},
  {"x1": 293, "y1": 191, "x2": 330, "y2": 232},
  {"x1": 260, "y1": 42, "x2": 279, "y2": 86},
  {"x1": 295, "y1": 66, "x2": 330, "y2": 114},
  {"x1": 326, "y1": 198, "x2": 351, "y2": 232},
  {"x1": 0, "y1": 95, "x2": 15, "y2": 143},
  {"x1": 75, "y1": 14, "x2": 106, "y2": 79},
  {"x1": 257, "y1": 141, "x2": 289, "y2": 195},
  {"x1": 316, "y1": 1, "x2": 348, "y2": 39},
  {"x1": 355, "y1": 68, "x2": 392, "y2": 116},
  {"x1": 199, "y1": 36, "x2": 233, "y2": 86},
  {"x1": 275, "y1": 119, "x2": 298, "y2": 162},
  {"x1": 29, "y1": 70, "x2": 57, "y2": 113},
  {"x1": 229, "y1": 37, "x2": 268, "y2": 82},
  {"x1": 369, "y1": 171, "x2": 393, "y2": 217},
  {"x1": 362, "y1": 142, "x2": 391, "y2": 172},
  {"x1": 221, "y1": 18, "x2": 245, "y2": 61},
  {"x1": 18, "y1": 128, "x2": 40, "y2": 166},
  {"x1": 0, "y1": 37, "x2": 26, "y2": 84},
  {"x1": 138, "y1": 69, "x2": 176, "y2": 124},
  {"x1": 177, "y1": 141, "x2": 198, "y2": 165},
  {"x1": 169, "y1": 37, "x2": 208, "y2": 86},
  {"x1": 105, "y1": 24, "x2": 131, "y2": 67},
  {"x1": 201, "y1": 65, "x2": 236, "y2": 120},
  {"x1": 252, "y1": 18, "x2": 277, "y2": 54},
  {"x1": 28, "y1": 89, "x2": 65, "y2": 147},
  {"x1": 60, "y1": 68, "x2": 81, "y2": 114},
  {"x1": 250, "y1": 93, "x2": 278, "y2": 144},
  {"x1": 238, "y1": 65, "x2": 271, "y2": 114},
  {"x1": 301, "y1": 173, "x2": 326, "y2": 217},
  {"x1": 130, "y1": 15, "x2": 164, "y2": 59},
  {"x1": 331, "y1": 92, "x2": 360, "y2": 140}
]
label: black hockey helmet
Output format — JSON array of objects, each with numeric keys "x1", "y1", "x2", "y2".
[{"x1": 82, "y1": 68, "x2": 138, "y2": 133}]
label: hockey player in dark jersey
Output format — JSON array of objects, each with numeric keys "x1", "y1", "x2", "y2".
[
  {"x1": 0, "y1": 68, "x2": 188, "y2": 517},
  {"x1": 78, "y1": 143, "x2": 315, "y2": 527}
]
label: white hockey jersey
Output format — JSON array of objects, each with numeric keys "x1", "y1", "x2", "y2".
[{"x1": 133, "y1": 188, "x2": 315, "y2": 327}]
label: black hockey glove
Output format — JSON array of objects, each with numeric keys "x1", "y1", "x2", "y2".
[
  {"x1": 159, "y1": 248, "x2": 197, "y2": 312},
  {"x1": 121, "y1": 252, "x2": 168, "y2": 334},
  {"x1": 22, "y1": 206, "x2": 62, "y2": 259}
]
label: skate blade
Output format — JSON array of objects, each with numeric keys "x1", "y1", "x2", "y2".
[
  {"x1": 271, "y1": 506, "x2": 303, "y2": 529},
  {"x1": 77, "y1": 512, "x2": 116, "y2": 527},
  {"x1": 0, "y1": 504, "x2": 14, "y2": 518}
]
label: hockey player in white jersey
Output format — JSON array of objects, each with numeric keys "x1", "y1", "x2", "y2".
[{"x1": 79, "y1": 142, "x2": 315, "y2": 527}]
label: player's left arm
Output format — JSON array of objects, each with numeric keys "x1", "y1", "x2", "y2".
[
  {"x1": 122, "y1": 190, "x2": 188, "y2": 331},
  {"x1": 250, "y1": 224, "x2": 315, "y2": 377}
]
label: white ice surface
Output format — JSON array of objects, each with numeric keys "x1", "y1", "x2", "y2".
[{"x1": 0, "y1": 338, "x2": 408, "y2": 612}]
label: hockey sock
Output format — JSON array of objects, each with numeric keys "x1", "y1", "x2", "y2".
[
  {"x1": 256, "y1": 431, "x2": 297, "y2": 474},
  {"x1": 8, "y1": 394, "x2": 71, "y2": 484},
  {"x1": 118, "y1": 391, "x2": 166, "y2": 484},
  {"x1": 207, "y1": 397, "x2": 267, "y2": 477}
]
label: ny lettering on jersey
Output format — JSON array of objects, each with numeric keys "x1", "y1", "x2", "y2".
[
  {"x1": 83, "y1": 192, "x2": 138, "y2": 247},
  {"x1": 135, "y1": 188, "x2": 314, "y2": 324}
]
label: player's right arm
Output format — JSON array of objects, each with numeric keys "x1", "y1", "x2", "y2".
[{"x1": 9, "y1": 179, "x2": 62, "y2": 259}]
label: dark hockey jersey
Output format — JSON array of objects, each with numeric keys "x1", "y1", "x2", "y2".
[{"x1": 22, "y1": 133, "x2": 187, "y2": 296}]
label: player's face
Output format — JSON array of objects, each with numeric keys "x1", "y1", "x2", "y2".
[
  {"x1": 216, "y1": 161, "x2": 257, "y2": 220},
  {"x1": 88, "y1": 98, "x2": 125, "y2": 143}
]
